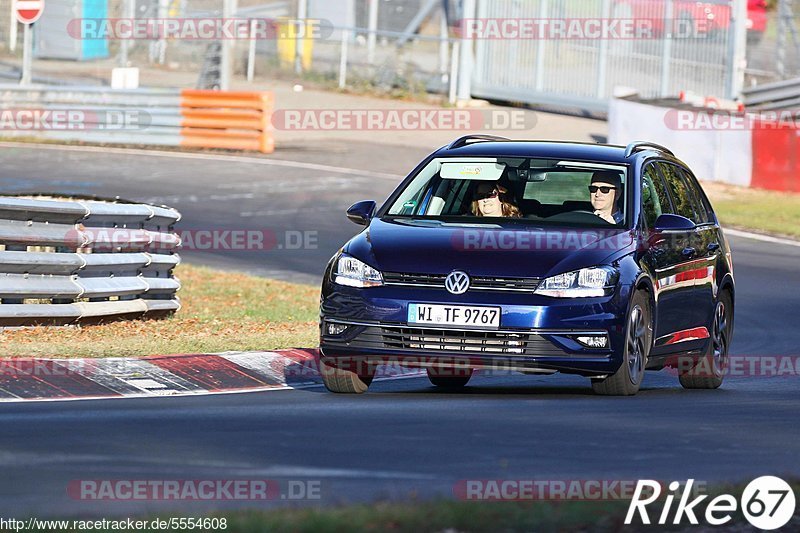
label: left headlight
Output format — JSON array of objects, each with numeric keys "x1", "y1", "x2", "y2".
[
  {"x1": 535, "y1": 266, "x2": 618, "y2": 298},
  {"x1": 334, "y1": 254, "x2": 384, "y2": 288}
]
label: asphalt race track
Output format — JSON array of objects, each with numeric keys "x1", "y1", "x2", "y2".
[{"x1": 0, "y1": 143, "x2": 798, "y2": 517}]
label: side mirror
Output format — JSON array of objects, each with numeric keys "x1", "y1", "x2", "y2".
[
  {"x1": 654, "y1": 213, "x2": 695, "y2": 232},
  {"x1": 346, "y1": 200, "x2": 377, "y2": 226}
]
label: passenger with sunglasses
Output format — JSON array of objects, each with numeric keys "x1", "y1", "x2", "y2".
[
  {"x1": 471, "y1": 182, "x2": 522, "y2": 218},
  {"x1": 589, "y1": 171, "x2": 624, "y2": 224}
]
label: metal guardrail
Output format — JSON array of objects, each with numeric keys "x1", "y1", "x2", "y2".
[
  {"x1": 742, "y1": 77, "x2": 800, "y2": 110},
  {"x1": 0, "y1": 196, "x2": 181, "y2": 326},
  {"x1": 0, "y1": 85, "x2": 275, "y2": 154}
]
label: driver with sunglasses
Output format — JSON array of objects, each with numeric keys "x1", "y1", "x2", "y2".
[{"x1": 589, "y1": 171, "x2": 624, "y2": 224}]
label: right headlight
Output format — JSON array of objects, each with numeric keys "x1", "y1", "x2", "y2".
[
  {"x1": 333, "y1": 254, "x2": 383, "y2": 288},
  {"x1": 535, "y1": 266, "x2": 618, "y2": 298}
]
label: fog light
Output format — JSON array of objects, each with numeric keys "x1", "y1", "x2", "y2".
[
  {"x1": 326, "y1": 322, "x2": 349, "y2": 336},
  {"x1": 576, "y1": 335, "x2": 608, "y2": 348}
]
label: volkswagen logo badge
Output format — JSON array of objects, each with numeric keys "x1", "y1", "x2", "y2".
[{"x1": 445, "y1": 271, "x2": 470, "y2": 295}]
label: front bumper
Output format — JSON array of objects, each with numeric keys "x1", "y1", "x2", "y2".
[{"x1": 319, "y1": 284, "x2": 631, "y2": 377}]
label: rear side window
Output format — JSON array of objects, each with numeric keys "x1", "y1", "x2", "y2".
[
  {"x1": 641, "y1": 163, "x2": 672, "y2": 229},
  {"x1": 657, "y1": 163, "x2": 699, "y2": 223},
  {"x1": 679, "y1": 167, "x2": 715, "y2": 225}
]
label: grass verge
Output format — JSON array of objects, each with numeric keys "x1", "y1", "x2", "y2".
[
  {"x1": 701, "y1": 181, "x2": 800, "y2": 239},
  {"x1": 27, "y1": 478, "x2": 800, "y2": 532},
  {"x1": 216, "y1": 478, "x2": 800, "y2": 532},
  {"x1": 0, "y1": 264, "x2": 320, "y2": 358}
]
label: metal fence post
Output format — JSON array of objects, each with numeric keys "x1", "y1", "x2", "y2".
[
  {"x1": 457, "y1": 0, "x2": 476, "y2": 102},
  {"x1": 20, "y1": 23, "x2": 32, "y2": 86},
  {"x1": 439, "y1": 5, "x2": 449, "y2": 80},
  {"x1": 156, "y1": 0, "x2": 169, "y2": 64},
  {"x1": 659, "y1": 0, "x2": 674, "y2": 97},
  {"x1": 221, "y1": 0, "x2": 236, "y2": 90},
  {"x1": 596, "y1": 0, "x2": 611, "y2": 98},
  {"x1": 247, "y1": 19, "x2": 257, "y2": 82},
  {"x1": 119, "y1": 0, "x2": 135, "y2": 67},
  {"x1": 9, "y1": 4, "x2": 17, "y2": 52},
  {"x1": 777, "y1": 0, "x2": 790, "y2": 78},
  {"x1": 449, "y1": 41, "x2": 460, "y2": 105},
  {"x1": 367, "y1": 0, "x2": 379, "y2": 65},
  {"x1": 296, "y1": 0, "x2": 308, "y2": 74},
  {"x1": 473, "y1": 0, "x2": 487, "y2": 89},
  {"x1": 535, "y1": 0, "x2": 549, "y2": 92},
  {"x1": 339, "y1": 29, "x2": 350, "y2": 90},
  {"x1": 725, "y1": 0, "x2": 747, "y2": 99}
]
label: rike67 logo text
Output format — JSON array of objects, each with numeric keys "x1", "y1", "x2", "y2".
[{"x1": 625, "y1": 477, "x2": 796, "y2": 530}]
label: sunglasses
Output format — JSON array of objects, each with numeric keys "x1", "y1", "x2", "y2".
[
  {"x1": 589, "y1": 185, "x2": 617, "y2": 194},
  {"x1": 474, "y1": 189, "x2": 500, "y2": 200}
]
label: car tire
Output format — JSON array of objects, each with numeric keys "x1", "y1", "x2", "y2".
[
  {"x1": 427, "y1": 368, "x2": 473, "y2": 388},
  {"x1": 319, "y1": 358, "x2": 374, "y2": 394},
  {"x1": 679, "y1": 291, "x2": 732, "y2": 390},
  {"x1": 592, "y1": 290, "x2": 652, "y2": 396}
]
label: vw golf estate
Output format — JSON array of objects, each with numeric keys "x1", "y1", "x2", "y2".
[{"x1": 319, "y1": 136, "x2": 735, "y2": 396}]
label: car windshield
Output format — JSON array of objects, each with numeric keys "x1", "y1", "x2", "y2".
[{"x1": 385, "y1": 157, "x2": 628, "y2": 228}]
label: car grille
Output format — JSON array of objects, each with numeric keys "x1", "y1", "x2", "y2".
[
  {"x1": 382, "y1": 327, "x2": 531, "y2": 354},
  {"x1": 383, "y1": 272, "x2": 540, "y2": 292},
  {"x1": 322, "y1": 325, "x2": 569, "y2": 357}
]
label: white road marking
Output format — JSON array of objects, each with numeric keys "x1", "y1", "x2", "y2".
[
  {"x1": 220, "y1": 351, "x2": 299, "y2": 386},
  {"x1": 239, "y1": 208, "x2": 310, "y2": 217},
  {"x1": 126, "y1": 379, "x2": 168, "y2": 390},
  {"x1": 726, "y1": 228, "x2": 800, "y2": 248},
  {"x1": 0, "y1": 141, "x2": 404, "y2": 181},
  {"x1": 93, "y1": 359, "x2": 204, "y2": 396},
  {"x1": 244, "y1": 466, "x2": 437, "y2": 480}
]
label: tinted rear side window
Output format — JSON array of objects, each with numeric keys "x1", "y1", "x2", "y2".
[
  {"x1": 641, "y1": 163, "x2": 672, "y2": 229},
  {"x1": 657, "y1": 163, "x2": 699, "y2": 223},
  {"x1": 679, "y1": 167, "x2": 715, "y2": 224}
]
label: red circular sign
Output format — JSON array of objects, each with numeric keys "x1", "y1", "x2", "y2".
[{"x1": 14, "y1": 0, "x2": 44, "y2": 25}]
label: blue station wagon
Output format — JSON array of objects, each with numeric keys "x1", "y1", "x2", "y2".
[{"x1": 319, "y1": 136, "x2": 735, "y2": 396}]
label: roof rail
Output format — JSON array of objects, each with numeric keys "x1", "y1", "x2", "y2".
[
  {"x1": 624, "y1": 141, "x2": 675, "y2": 158},
  {"x1": 447, "y1": 134, "x2": 510, "y2": 150}
]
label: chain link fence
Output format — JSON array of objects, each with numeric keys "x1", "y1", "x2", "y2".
[
  {"x1": 0, "y1": 1, "x2": 798, "y2": 107},
  {"x1": 746, "y1": 0, "x2": 800, "y2": 85}
]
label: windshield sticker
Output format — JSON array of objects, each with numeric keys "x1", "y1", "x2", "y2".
[{"x1": 441, "y1": 162, "x2": 505, "y2": 181}]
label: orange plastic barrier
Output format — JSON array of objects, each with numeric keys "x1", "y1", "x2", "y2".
[{"x1": 179, "y1": 90, "x2": 274, "y2": 154}]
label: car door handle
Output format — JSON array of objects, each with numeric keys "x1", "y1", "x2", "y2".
[
  {"x1": 707, "y1": 242, "x2": 720, "y2": 252},
  {"x1": 682, "y1": 247, "x2": 696, "y2": 258}
]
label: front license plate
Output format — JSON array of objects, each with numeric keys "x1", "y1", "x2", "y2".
[{"x1": 408, "y1": 303, "x2": 501, "y2": 329}]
